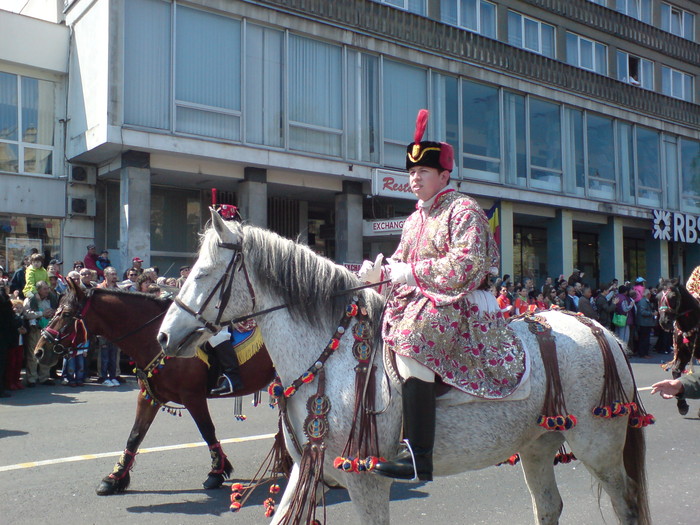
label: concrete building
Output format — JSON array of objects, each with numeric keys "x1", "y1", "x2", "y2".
[{"x1": 2, "y1": 0, "x2": 700, "y2": 286}]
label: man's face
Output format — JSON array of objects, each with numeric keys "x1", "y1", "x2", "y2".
[
  {"x1": 408, "y1": 166, "x2": 449, "y2": 202},
  {"x1": 133, "y1": 260, "x2": 142, "y2": 269},
  {"x1": 80, "y1": 270, "x2": 92, "y2": 283},
  {"x1": 128, "y1": 270, "x2": 138, "y2": 282},
  {"x1": 88, "y1": 246, "x2": 96, "y2": 254},
  {"x1": 105, "y1": 270, "x2": 117, "y2": 284}
]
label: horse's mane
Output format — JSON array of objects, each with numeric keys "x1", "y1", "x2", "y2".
[
  {"x1": 65, "y1": 286, "x2": 172, "y2": 310},
  {"x1": 203, "y1": 223, "x2": 385, "y2": 329}
]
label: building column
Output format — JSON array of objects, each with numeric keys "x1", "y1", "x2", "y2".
[
  {"x1": 546, "y1": 209, "x2": 573, "y2": 280},
  {"x1": 335, "y1": 181, "x2": 363, "y2": 264},
  {"x1": 644, "y1": 233, "x2": 669, "y2": 285},
  {"x1": 599, "y1": 216, "x2": 624, "y2": 286},
  {"x1": 684, "y1": 242, "x2": 700, "y2": 280},
  {"x1": 119, "y1": 151, "x2": 151, "y2": 269},
  {"x1": 499, "y1": 201, "x2": 514, "y2": 280},
  {"x1": 238, "y1": 167, "x2": 268, "y2": 228}
]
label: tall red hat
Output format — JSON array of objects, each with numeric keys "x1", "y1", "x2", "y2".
[{"x1": 405, "y1": 109, "x2": 454, "y2": 172}]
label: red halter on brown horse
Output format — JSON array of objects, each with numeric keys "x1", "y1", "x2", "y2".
[
  {"x1": 34, "y1": 280, "x2": 275, "y2": 495},
  {"x1": 657, "y1": 279, "x2": 700, "y2": 417}
]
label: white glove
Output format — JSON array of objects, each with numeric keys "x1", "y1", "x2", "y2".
[
  {"x1": 357, "y1": 253, "x2": 384, "y2": 284},
  {"x1": 386, "y1": 259, "x2": 416, "y2": 286}
]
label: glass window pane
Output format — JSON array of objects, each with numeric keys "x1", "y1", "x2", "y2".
[
  {"x1": 683, "y1": 74, "x2": 693, "y2": 102},
  {"x1": 580, "y1": 39, "x2": 594, "y2": 70},
  {"x1": 0, "y1": 143, "x2": 18, "y2": 172},
  {"x1": 175, "y1": 107, "x2": 240, "y2": 141},
  {"x1": 524, "y1": 18, "x2": 539, "y2": 51},
  {"x1": 124, "y1": 0, "x2": 171, "y2": 129},
  {"x1": 151, "y1": 187, "x2": 202, "y2": 252},
  {"x1": 641, "y1": 59, "x2": 654, "y2": 89},
  {"x1": 508, "y1": 12, "x2": 522, "y2": 48},
  {"x1": 684, "y1": 13, "x2": 694, "y2": 40},
  {"x1": 672, "y1": 70, "x2": 683, "y2": 98},
  {"x1": 504, "y1": 92, "x2": 526, "y2": 186},
  {"x1": 665, "y1": 139, "x2": 679, "y2": 209},
  {"x1": 661, "y1": 67, "x2": 672, "y2": 95},
  {"x1": 587, "y1": 114, "x2": 615, "y2": 180},
  {"x1": 245, "y1": 24, "x2": 284, "y2": 147},
  {"x1": 440, "y1": 0, "x2": 458, "y2": 25},
  {"x1": 566, "y1": 33, "x2": 578, "y2": 65},
  {"x1": 289, "y1": 126, "x2": 342, "y2": 156},
  {"x1": 541, "y1": 24, "x2": 555, "y2": 58},
  {"x1": 407, "y1": 0, "x2": 426, "y2": 15},
  {"x1": 431, "y1": 73, "x2": 459, "y2": 168},
  {"x1": 21, "y1": 77, "x2": 54, "y2": 146},
  {"x1": 347, "y1": 52, "x2": 379, "y2": 163},
  {"x1": 636, "y1": 127, "x2": 660, "y2": 189},
  {"x1": 616, "y1": 51, "x2": 628, "y2": 81},
  {"x1": 529, "y1": 99, "x2": 561, "y2": 170},
  {"x1": 480, "y1": 1, "x2": 496, "y2": 38},
  {"x1": 289, "y1": 35, "x2": 342, "y2": 129},
  {"x1": 563, "y1": 107, "x2": 585, "y2": 194},
  {"x1": 660, "y1": 4, "x2": 670, "y2": 31},
  {"x1": 23, "y1": 148, "x2": 52, "y2": 175},
  {"x1": 176, "y1": 6, "x2": 241, "y2": 110},
  {"x1": 462, "y1": 80, "x2": 500, "y2": 159},
  {"x1": 681, "y1": 138, "x2": 700, "y2": 212},
  {"x1": 671, "y1": 10, "x2": 682, "y2": 35},
  {"x1": 0, "y1": 72, "x2": 18, "y2": 141},
  {"x1": 618, "y1": 122, "x2": 635, "y2": 203},
  {"x1": 594, "y1": 43, "x2": 606, "y2": 74},
  {"x1": 460, "y1": 0, "x2": 477, "y2": 30}
]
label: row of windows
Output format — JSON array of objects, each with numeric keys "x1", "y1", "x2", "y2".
[
  {"x1": 377, "y1": 0, "x2": 697, "y2": 102},
  {"x1": 379, "y1": 0, "x2": 695, "y2": 41},
  {"x1": 0, "y1": 72, "x2": 54, "y2": 175},
  {"x1": 123, "y1": 1, "x2": 700, "y2": 214}
]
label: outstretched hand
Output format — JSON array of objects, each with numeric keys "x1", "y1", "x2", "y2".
[
  {"x1": 357, "y1": 253, "x2": 384, "y2": 284},
  {"x1": 650, "y1": 379, "x2": 684, "y2": 399}
]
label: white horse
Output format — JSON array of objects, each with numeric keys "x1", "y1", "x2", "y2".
[{"x1": 157, "y1": 209, "x2": 650, "y2": 525}]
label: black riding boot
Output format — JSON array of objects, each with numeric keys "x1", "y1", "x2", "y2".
[
  {"x1": 210, "y1": 341, "x2": 243, "y2": 396},
  {"x1": 373, "y1": 377, "x2": 435, "y2": 481}
]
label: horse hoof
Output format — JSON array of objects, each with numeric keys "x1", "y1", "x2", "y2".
[
  {"x1": 96, "y1": 473, "x2": 129, "y2": 495},
  {"x1": 203, "y1": 473, "x2": 225, "y2": 490},
  {"x1": 677, "y1": 399, "x2": 689, "y2": 416}
]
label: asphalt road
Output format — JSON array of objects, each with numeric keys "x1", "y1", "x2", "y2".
[{"x1": 0, "y1": 356, "x2": 697, "y2": 525}]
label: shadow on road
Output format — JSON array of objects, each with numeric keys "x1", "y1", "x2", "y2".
[{"x1": 0, "y1": 429, "x2": 29, "y2": 439}]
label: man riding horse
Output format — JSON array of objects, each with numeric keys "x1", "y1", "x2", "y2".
[{"x1": 359, "y1": 109, "x2": 525, "y2": 482}]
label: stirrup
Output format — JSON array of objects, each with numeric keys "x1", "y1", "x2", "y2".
[
  {"x1": 400, "y1": 439, "x2": 420, "y2": 483},
  {"x1": 211, "y1": 376, "x2": 234, "y2": 395}
]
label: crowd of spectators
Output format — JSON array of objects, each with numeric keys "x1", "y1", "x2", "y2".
[
  {"x1": 491, "y1": 270, "x2": 673, "y2": 358},
  {"x1": 0, "y1": 244, "x2": 191, "y2": 398}
]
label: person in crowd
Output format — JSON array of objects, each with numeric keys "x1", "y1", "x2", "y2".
[
  {"x1": 23, "y1": 253, "x2": 48, "y2": 298},
  {"x1": 633, "y1": 277, "x2": 646, "y2": 303},
  {"x1": 123, "y1": 257, "x2": 144, "y2": 280},
  {"x1": 553, "y1": 289, "x2": 567, "y2": 308},
  {"x1": 165, "y1": 277, "x2": 178, "y2": 287},
  {"x1": 23, "y1": 281, "x2": 58, "y2": 387},
  {"x1": 614, "y1": 286, "x2": 635, "y2": 351},
  {"x1": 96, "y1": 250, "x2": 111, "y2": 273},
  {"x1": 10, "y1": 256, "x2": 30, "y2": 299},
  {"x1": 99, "y1": 267, "x2": 119, "y2": 290},
  {"x1": 578, "y1": 285, "x2": 598, "y2": 320},
  {"x1": 73, "y1": 260, "x2": 84, "y2": 272},
  {"x1": 594, "y1": 286, "x2": 619, "y2": 329},
  {"x1": 564, "y1": 285, "x2": 579, "y2": 312},
  {"x1": 5, "y1": 299, "x2": 28, "y2": 391},
  {"x1": 176, "y1": 265, "x2": 190, "y2": 288},
  {"x1": 568, "y1": 269, "x2": 584, "y2": 286},
  {"x1": 83, "y1": 244, "x2": 104, "y2": 280},
  {"x1": 47, "y1": 261, "x2": 67, "y2": 295},
  {"x1": 66, "y1": 271, "x2": 81, "y2": 287},
  {"x1": 79, "y1": 268, "x2": 97, "y2": 289},
  {"x1": 541, "y1": 276, "x2": 553, "y2": 298},
  {"x1": 635, "y1": 288, "x2": 655, "y2": 359},
  {"x1": 513, "y1": 286, "x2": 529, "y2": 315},
  {"x1": 527, "y1": 290, "x2": 546, "y2": 312},
  {"x1": 119, "y1": 268, "x2": 139, "y2": 291},
  {"x1": 523, "y1": 278, "x2": 534, "y2": 293},
  {"x1": 0, "y1": 285, "x2": 14, "y2": 397},
  {"x1": 497, "y1": 286, "x2": 514, "y2": 319},
  {"x1": 47, "y1": 273, "x2": 61, "y2": 296},
  {"x1": 544, "y1": 288, "x2": 558, "y2": 309},
  {"x1": 136, "y1": 272, "x2": 155, "y2": 293},
  {"x1": 652, "y1": 372, "x2": 700, "y2": 399}
]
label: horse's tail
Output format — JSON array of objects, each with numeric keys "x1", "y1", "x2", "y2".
[{"x1": 623, "y1": 425, "x2": 651, "y2": 525}]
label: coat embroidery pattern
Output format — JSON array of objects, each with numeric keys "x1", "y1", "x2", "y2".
[{"x1": 382, "y1": 190, "x2": 526, "y2": 399}]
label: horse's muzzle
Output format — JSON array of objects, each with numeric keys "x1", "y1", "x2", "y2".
[{"x1": 158, "y1": 328, "x2": 205, "y2": 357}]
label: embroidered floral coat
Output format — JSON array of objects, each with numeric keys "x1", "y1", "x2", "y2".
[{"x1": 382, "y1": 190, "x2": 526, "y2": 399}]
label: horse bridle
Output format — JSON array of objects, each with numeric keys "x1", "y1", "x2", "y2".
[
  {"x1": 41, "y1": 296, "x2": 92, "y2": 356},
  {"x1": 658, "y1": 288, "x2": 694, "y2": 320},
  {"x1": 173, "y1": 241, "x2": 256, "y2": 334}
]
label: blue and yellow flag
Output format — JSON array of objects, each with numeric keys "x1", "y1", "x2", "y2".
[{"x1": 485, "y1": 203, "x2": 500, "y2": 245}]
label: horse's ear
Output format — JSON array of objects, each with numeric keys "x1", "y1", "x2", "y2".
[
  {"x1": 67, "y1": 277, "x2": 84, "y2": 299},
  {"x1": 210, "y1": 207, "x2": 230, "y2": 241}
]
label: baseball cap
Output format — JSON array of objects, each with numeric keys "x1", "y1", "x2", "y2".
[
  {"x1": 635, "y1": 277, "x2": 645, "y2": 283},
  {"x1": 132, "y1": 257, "x2": 144, "y2": 263},
  {"x1": 50, "y1": 258, "x2": 63, "y2": 265},
  {"x1": 180, "y1": 265, "x2": 190, "y2": 272}
]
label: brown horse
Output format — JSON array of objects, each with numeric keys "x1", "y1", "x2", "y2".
[
  {"x1": 34, "y1": 281, "x2": 275, "y2": 495},
  {"x1": 657, "y1": 279, "x2": 700, "y2": 417}
]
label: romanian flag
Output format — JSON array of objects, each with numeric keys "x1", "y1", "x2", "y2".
[{"x1": 485, "y1": 203, "x2": 501, "y2": 245}]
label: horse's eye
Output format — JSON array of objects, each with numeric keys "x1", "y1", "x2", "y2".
[
  {"x1": 193, "y1": 270, "x2": 209, "y2": 280},
  {"x1": 62, "y1": 312, "x2": 72, "y2": 318}
]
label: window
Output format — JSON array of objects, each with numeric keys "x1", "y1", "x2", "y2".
[
  {"x1": 503, "y1": 91, "x2": 526, "y2": 187},
  {"x1": 681, "y1": 138, "x2": 700, "y2": 212},
  {"x1": 0, "y1": 72, "x2": 54, "y2": 175},
  {"x1": 245, "y1": 24, "x2": 284, "y2": 148},
  {"x1": 588, "y1": 0, "x2": 607, "y2": 5},
  {"x1": 508, "y1": 11, "x2": 555, "y2": 58},
  {"x1": 563, "y1": 107, "x2": 585, "y2": 196},
  {"x1": 347, "y1": 51, "x2": 380, "y2": 163},
  {"x1": 462, "y1": 79, "x2": 500, "y2": 180},
  {"x1": 289, "y1": 36, "x2": 343, "y2": 157},
  {"x1": 616, "y1": 51, "x2": 653, "y2": 89},
  {"x1": 529, "y1": 99, "x2": 562, "y2": 191},
  {"x1": 661, "y1": 66, "x2": 694, "y2": 102},
  {"x1": 440, "y1": 0, "x2": 496, "y2": 38},
  {"x1": 636, "y1": 127, "x2": 661, "y2": 206},
  {"x1": 615, "y1": 0, "x2": 652, "y2": 23},
  {"x1": 566, "y1": 32, "x2": 607, "y2": 74},
  {"x1": 375, "y1": 0, "x2": 426, "y2": 15},
  {"x1": 618, "y1": 122, "x2": 635, "y2": 204},
  {"x1": 587, "y1": 114, "x2": 615, "y2": 199},
  {"x1": 383, "y1": 60, "x2": 427, "y2": 168},
  {"x1": 175, "y1": 5, "x2": 242, "y2": 141},
  {"x1": 431, "y1": 73, "x2": 460, "y2": 169},
  {"x1": 661, "y1": 3, "x2": 695, "y2": 40}
]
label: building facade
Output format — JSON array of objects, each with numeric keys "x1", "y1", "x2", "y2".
[{"x1": 2, "y1": 0, "x2": 700, "y2": 286}]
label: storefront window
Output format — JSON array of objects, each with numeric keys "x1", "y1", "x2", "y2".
[
  {"x1": 623, "y1": 237, "x2": 646, "y2": 283},
  {"x1": 573, "y1": 231, "x2": 599, "y2": 288},
  {"x1": 513, "y1": 226, "x2": 547, "y2": 286},
  {"x1": 0, "y1": 215, "x2": 61, "y2": 274}
]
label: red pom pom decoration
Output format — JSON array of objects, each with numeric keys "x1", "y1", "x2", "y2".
[
  {"x1": 230, "y1": 501, "x2": 241, "y2": 512},
  {"x1": 328, "y1": 338, "x2": 340, "y2": 351},
  {"x1": 301, "y1": 371, "x2": 315, "y2": 384},
  {"x1": 284, "y1": 386, "x2": 296, "y2": 398},
  {"x1": 269, "y1": 484, "x2": 280, "y2": 494}
]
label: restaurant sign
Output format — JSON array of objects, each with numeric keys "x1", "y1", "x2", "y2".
[
  {"x1": 371, "y1": 169, "x2": 459, "y2": 200},
  {"x1": 362, "y1": 217, "x2": 408, "y2": 237},
  {"x1": 653, "y1": 209, "x2": 700, "y2": 243}
]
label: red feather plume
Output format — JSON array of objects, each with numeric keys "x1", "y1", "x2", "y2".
[{"x1": 414, "y1": 109, "x2": 429, "y2": 143}]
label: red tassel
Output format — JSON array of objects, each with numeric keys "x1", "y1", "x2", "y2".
[{"x1": 414, "y1": 109, "x2": 429, "y2": 143}]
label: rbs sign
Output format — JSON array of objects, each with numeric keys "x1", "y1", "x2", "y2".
[{"x1": 653, "y1": 210, "x2": 700, "y2": 243}]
